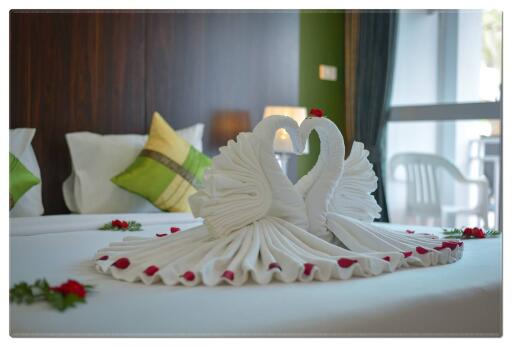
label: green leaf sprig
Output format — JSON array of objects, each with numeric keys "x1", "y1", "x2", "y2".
[
  {"x1": 10, "y1": 279, "x2": 94, "y2": 312},
  {"x1": 442, "y1": 227, "x2": 501, "y2": 239},
  {"x1": 99, "y1": 220, "x2": 142, "y2": 232}
]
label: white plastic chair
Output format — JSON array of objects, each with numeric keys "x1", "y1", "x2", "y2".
[{"x1": 389, "y1": 153, "x2": 489, "y2": 227}]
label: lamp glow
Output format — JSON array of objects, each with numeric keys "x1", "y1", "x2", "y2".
[
  {"x1": 262, "y1": 106, "x2": 309, "y2": 154},
  {"x1": 262, "y1": 106, "x2": 309, "y2": 175}
]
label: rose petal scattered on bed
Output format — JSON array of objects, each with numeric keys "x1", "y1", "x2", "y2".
[
  {"x1": 112, "y1": 257, "x2": 130, "y2": 269},
  {"x1": 337, "y1": 258, "x2": 358, "y2": 268},
  {"x1": 416, "y1": 246, "x2": 430, "y2": 254},
  {"x1": 443, "y1": 241, "x2": 458, "y2": 250},
  {"x1": 303, "y1": 263, "x2": 315, "y2": 276},
  {"x1": 144, "y1": 265, "x2": 159, "y2": 276},
  {"x1": 222, "y1": 270, "x2": 235, "y2": 281},
  {"x1": 268, "y1": 262, "x2": 282, "y2": 271},
  {"x1": 182, "y1": 271, "x2": 195, "y2": 281},
  {"x1": 402, "y1": 251, "x2": 413, "y2": 258}
]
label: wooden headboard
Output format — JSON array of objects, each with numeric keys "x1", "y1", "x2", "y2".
[{"x1": 10, "y1": 10, "x2": 299, "y2": 214}]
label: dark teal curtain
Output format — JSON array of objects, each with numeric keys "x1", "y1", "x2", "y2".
[{"x1": 355, "y1": 11, "x2": 398, "y2": 222}]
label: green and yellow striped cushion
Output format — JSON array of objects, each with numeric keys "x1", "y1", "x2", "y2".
[
  {"x1": 9, "y1": 152, "x2": 40, "y2": 210},
  {"x1": 112, "y1": 112, "x2": 211, "y2": 212}
]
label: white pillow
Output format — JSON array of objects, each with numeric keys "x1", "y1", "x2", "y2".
[
  {"x1": 9, "y1": 128, "x2": 44, "y2": 217},
  {"x1": 63, "y1": 123, "x2": 205, "y2": 214}
]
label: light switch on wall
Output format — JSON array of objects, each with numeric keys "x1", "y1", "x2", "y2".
[{"x1": 319, "y1": 64, "x2": 337, "y2": 81}]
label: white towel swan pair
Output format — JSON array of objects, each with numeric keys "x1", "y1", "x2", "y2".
[{"x1": 95, "y1": 115, "x2": 463, "y2": 286}]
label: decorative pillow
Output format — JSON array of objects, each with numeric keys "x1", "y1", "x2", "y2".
[
  {"x1": 10, "y1": 153, "x2": 40, "y2": 210},
  {"x1": 63, "y1": 122, "x2": 205, "y2": 214},
  {"x1": 112, "y1": 112, "x2": 211, "y2": 212},
  {"x1": 9, "y1": 128, "x2": 44, "y2": 217}
]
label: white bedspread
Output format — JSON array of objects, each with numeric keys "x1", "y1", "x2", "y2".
[{"x1": 10, "y1": 213, "x2": 502, "y2": 337}]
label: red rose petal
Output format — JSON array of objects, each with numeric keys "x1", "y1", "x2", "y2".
[
  {"x1": 434, "y1": 246, "x2": 446, "y2": 251},
  {"x1": 268, "y1": 262, "x2": 282, "y2": 271},
  {"x1": 144, "y1": 265, "x2": 159, "y2": 276},
  {"x1": 303, "y1": 263, "x2": 315, "y2": 276},
  {"x1": 156, "y1": 233, "x2": 167, "y2": 237},
  {"x1": 458, "y1": 241, "x2": 464, "y2": 247},
  {"x1": 442, "y1": 241, "x2": 458, "y2": 250},
  {"x1": 121, "y1": 221, "x2": 129, "y2": 229},
  {"x1": 182, "y1": 271, "x2": 195, "y2": 281},
  {"x1": 97, "y1": 255, "x2": 109, "y2": 261},
  {"x1": 382, "y1": 256, "x2": 391, "y2": 262},
  {"x1": 51, "y1": 279, "x2": 87, "y2": 298},
  {"x1": 471, "y1": 227, "x2": 486, "y2": 238},
  {"x1": 402, "y1": 251, "x2": 413, "y2": 258},
  {"x1": 112, "y1": 257, "x2": 130, "y2": 269},
  {"x1": 222, "y1": 270, "x2": 235, "y2": 281},
  {"x1": 416, "y1": 246, "x2": 430, "y2": 255},
  {"x1": 170, "y1": 227, "x2": 181, "y2": 233},
  {"x1": 406, "y1": 229, "x2": 415, "y2": 234},
  {"x1": 337, "y1": 258, "x2": 358, "y2": 268},
  {"x1": 309, "y1": 108, "x2": 324, "y2": 117}
]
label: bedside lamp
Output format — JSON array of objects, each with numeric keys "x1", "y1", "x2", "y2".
[
  {"x1": 211, "y1": 110, "x2": 251, "y2": 148},
  {"x1": 262, "y1": 106, "x2": 309, "y2": 173}
]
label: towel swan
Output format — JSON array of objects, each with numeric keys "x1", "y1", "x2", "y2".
[
  {"x1": 94, "y1": 116, "x2": 401, "y2": 286},
  {"x1": 292, "y1": 115, "x2": 463, "y2": 267}
]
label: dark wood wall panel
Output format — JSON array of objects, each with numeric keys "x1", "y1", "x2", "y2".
[
  {"x1": 145, "y1": 12, "x2": 300, "y2": 157},
  {"x1": 10, "y1": 11, "x2": 300, "y2": 214},
  {"x1": 10, "y1": 12, "x2": 146, "y2": 214}
]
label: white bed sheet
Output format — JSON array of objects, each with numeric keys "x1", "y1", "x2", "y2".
[{"x1": 10, "y1": 213, "x2": 502, "y2": 337}]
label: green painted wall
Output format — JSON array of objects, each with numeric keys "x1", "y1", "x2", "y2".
[{"x1": 298, "y1": 11, "x2": 345, "y2": 178}]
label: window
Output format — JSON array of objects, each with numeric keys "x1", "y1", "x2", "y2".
[{"x1": 386, "y1": 9, "x2": 502, "y2": 229}]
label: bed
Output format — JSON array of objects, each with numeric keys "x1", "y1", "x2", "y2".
[{"x1": 10, "y1": 213, "x2": 502, "y2": 337}]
